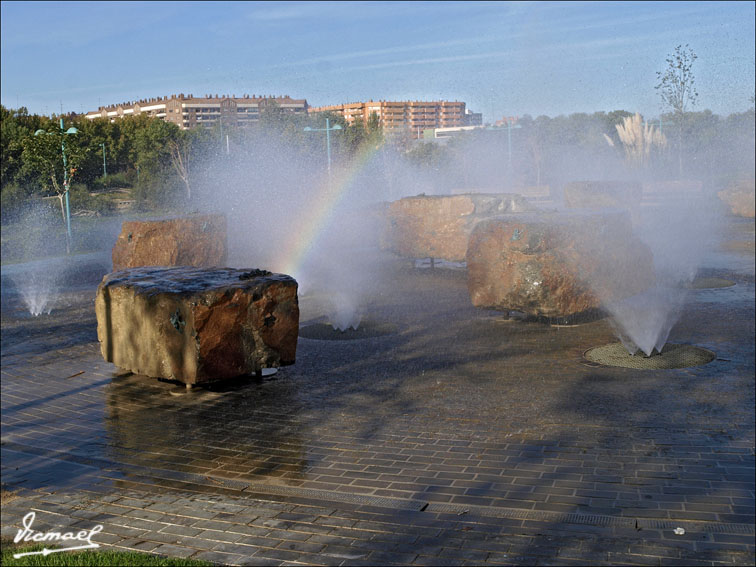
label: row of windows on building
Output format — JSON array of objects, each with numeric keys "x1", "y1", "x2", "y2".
[{"x1": 85, "y1": 94, "x2": 482, "y2": 138}]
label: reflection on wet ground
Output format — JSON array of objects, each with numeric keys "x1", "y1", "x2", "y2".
[
  {"x1": 4, "y1": 247, "x2": 754, "y2": 488},
  {"x1": 1, "y1": 217, "x2": 754, "y2": 564},
  {"x1": 105, "y1": 371, "x2": 308, "y2": 485}
]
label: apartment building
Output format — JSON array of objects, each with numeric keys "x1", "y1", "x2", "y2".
[
  {"x1": 85, "y1": 93, "x2": 308, "y2": 129},
  {"x1": 309, "y1": 100, "x2": 480, "y2": 139}
]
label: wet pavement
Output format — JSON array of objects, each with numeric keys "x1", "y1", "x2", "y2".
[{"x1": 1, "y1": 216, "x2": 754, "y2": 566}]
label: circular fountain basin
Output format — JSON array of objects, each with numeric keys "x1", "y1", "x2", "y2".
[
  {"x1": 299, "y1": 320, "x2": 398, "y2": 341},
  {"x1": 686, "y1": 277, "x2": 736, "y2": 289},
  {"x1": 584, "y1": 342, "x2": 716, "y2": 369},
  {"x1": 7, "y1": 308, "x2": 53, "y2": 320}
]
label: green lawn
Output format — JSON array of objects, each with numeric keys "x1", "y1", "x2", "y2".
[{"x1": 1, "y1": 541, "x2": 213, "y2": 567}]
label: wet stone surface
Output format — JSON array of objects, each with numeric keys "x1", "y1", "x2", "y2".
[
  {"x1": 382, "y1": 193, "x2": 536, "y2": 262},
  {"x1": 466, "y1": 211, "x2": 655, "y2": 317},
  {"x1": 1, "y1": 218, "x2": 754, "y2": 565},
  {"x1": 111, "y1": 213, "x2": 228, "y2": 271},
  {"x1": 95, "y1": 267, "x2": 299, "y2": 384}
]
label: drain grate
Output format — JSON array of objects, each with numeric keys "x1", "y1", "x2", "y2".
[
  {"x1": 299, "y1": 321, "x2": 398, "y2": 341},
  {"x1": 584, "y1": 343, "x2": 716, "y2": 369},
  {"x1": 426, "y1": 502, "x2": 755, "y2": 535}
]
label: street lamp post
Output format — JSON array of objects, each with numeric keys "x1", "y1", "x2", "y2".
[
  {"x1": 35, "y1": 118, "x2": 78, "y2": 254},
  {"x1": 304, "y1": 118, "x2": 343, "y2": 176},
  {"x1": 487, "y1": 118, "x2": 522, "y2": 169},
  {"x1": 100, "y1": 143, "x2": 107, "y2": 178}
]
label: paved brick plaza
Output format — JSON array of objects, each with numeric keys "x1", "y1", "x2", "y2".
[{"x1": 1, "y1": 218, "x2": 754, "y2": 566}]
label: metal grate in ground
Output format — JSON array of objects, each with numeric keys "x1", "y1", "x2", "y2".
[{"x1": 584, "y1": 342, "x2": 716, "y2": 369}]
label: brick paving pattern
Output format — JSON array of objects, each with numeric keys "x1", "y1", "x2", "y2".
[{"x1": 1, "y1": 218, "x2": 754, "y2": 565}]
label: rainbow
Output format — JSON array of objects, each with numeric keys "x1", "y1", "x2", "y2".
[{"x1": 277, "y1": 143, "x2": 382, "y2": 278}]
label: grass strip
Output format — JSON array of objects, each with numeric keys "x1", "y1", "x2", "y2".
[{"x1": 1, "y1": 540, "x2": 213, "y2": 567}]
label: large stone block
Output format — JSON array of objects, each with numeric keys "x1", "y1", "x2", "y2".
[
  {"x1": 112, "y1": 213, "x2": 227, "y2": 271},
  {"x1": 718, "y1": 179, "x2": 755, "y2": 218},
  {"x1": 563, "y1": 181, "x2": 642, "y2": 210},
  {"x1": 466, "y1": 212, "x2": 655, "y2": 318},
  {"x1": 96, "y1": 267, "x2": 299, "y2": 385},
  {"x1": 382, "y1": 193, "x2": 535, "y2": 261}
]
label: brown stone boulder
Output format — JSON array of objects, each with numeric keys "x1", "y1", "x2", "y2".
[
  {"x1": 382, "y1": 193, "x2": 535, "y2": 261},
  {"x1": 466, "y1": 212, "x2": 655, "y2": 318},
  {"x1": 112, "y1": 214, "x2": 227, "y2": 271},
  {"x1": 718, "y1": 180, "x2": 755, "y2": 218},
  {"x1": 95, "y1": 267, "x2": 299, "y2": 385},
  {"x1": 563, "y1": 181, "x2": 642, "y2": 210}
]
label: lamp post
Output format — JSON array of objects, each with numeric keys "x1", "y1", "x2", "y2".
[
  {"x1": 35, "y1": 118, "x2": 78, "y2": 254},
  {"x1": 304, "y1": 118, "x2": 343, "y2": 176},
  {"x1": 100, "y1": 142, "x2": 107, "y2": 178},
  {"x1": 487, "y1": 117, "x2": 522, "y2": 169}
]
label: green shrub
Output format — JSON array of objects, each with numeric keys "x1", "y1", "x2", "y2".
[
  {"x1": 0, "y1": 183, "x2": 31, "y2": 223},
  {"x1": 69, "y1": 184, "x2": 116, "y2": 216},
  {"x1": 91, "y1": 171, "x2": 133, "y2": 191},
  {"x1": 133, "y1": 173, "x2": 183, "y2": 210}
]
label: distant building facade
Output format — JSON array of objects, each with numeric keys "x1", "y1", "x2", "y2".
[
  {"x1": 309, "y1": 100, "x2": 480, "y2": 139},
  {"x1": 85, "y1": 93, "x2": 308, "y2": 129},
  {"x1": 465, "y1": 109, "x2": 483, "y2": 126},
  {"x1": 423, "y1": 125, "x2": 483, "y2": 141}
]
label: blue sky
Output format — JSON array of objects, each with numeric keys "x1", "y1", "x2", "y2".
[{"x1": 1, "y1": 1, "x2": 754, "y2": 120}]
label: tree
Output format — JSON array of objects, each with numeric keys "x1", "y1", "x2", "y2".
[
  {"x1": 404, "y1": 141, "x2": 449, "y2": 170},
  {"x1": 124, "y1": 115, "x2": 181, "y2": 206},
  {"x1": 1, "y1": 105, "x2": 46, "y2": 189},
  {"x1": 656, "y1": 44, "x2": 698, "y2": 176},
  {"x1": 168, "y1": 137, "x2": 191, "y2": 200},
  {"x1": 340, "y1": 117, "x2": 368, "y2": 157},
  {"x1": 19, "y1": 125, "x2": 87, "y2": 224},
  {"x1": 366, "y1": 112, "x2": 384, "y2": 148},
  {"x1": 600, "y1": 110, "x2": 634, "y2": 146},
  {"x1": 168, "y1": 127, "x2": 214, "y2": 201}
]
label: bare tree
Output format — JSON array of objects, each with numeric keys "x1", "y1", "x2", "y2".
[
  {"x1": 168, "y1": 138, "x2": 191, "y2": 200},
  {"x1": 655, "y1": 44, "x2": 698, "y2": 177}
]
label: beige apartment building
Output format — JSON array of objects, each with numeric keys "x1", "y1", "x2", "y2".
[
  {"x1": 84, "y1": 93, "x2": 308, "y2": 129},
  {"x1": 310, "y1": 100, "x2": 481, "y2": 139}
]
